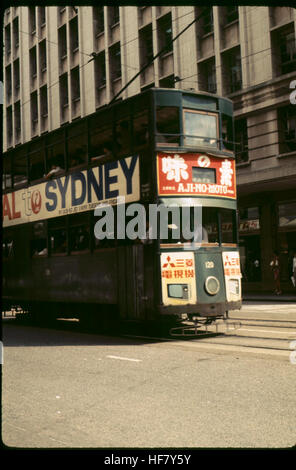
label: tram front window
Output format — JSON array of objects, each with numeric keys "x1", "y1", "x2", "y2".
[
  {"x1": 183, "y1": 110, "x2": 218, "y2": 147},
  {"x1": 159, "y1": 200, "x2": 237, "y2": 246},
  {"x1": 220, "y1": 208, "x2": 237, "y2": 244}
]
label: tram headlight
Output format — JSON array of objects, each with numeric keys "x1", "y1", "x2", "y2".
[{"x1": 205, "y1": 276, "x2": 220, "y2": 296}]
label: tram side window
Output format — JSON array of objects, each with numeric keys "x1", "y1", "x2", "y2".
[
  {"x1": 90, "y1": 126, "x2": 114, "y2": 163},
  {"x1": 69, "y1": 213, "x2": 90, "y2": 253},
  {"x1": 222, "y1": 114, "x2": 234, "y2": 151},
  {"x1": 220, "y1": 208, "x2": 236, "y2": 244},
  {"x1": 133, "y1": 111, "x2": 149, "y2": 149},
  {"x1": 3, "y1": 238, "x2": 14, "y2": 258},
  {"x1": 115, "y1": 119, "x2": 131, "y2": 157},
  {"x1": 156, "y1": 106, "x2": 180, "y2": 145},
  {"x1": 46, "y1": 131, "x2": 65, "y2": 178},
  {"x1": 183, "y1": 109, "x2": 218, "y2": 148},
  {"x1": 31, "y1": 221, "x2": 47, "y2": 257},
  {"x1": 68, "y1": 122, "x2": 87, "y2": 168},
  {"x1": 29, "y1": 143, "x2": 45, "y2": 181},
  {"x1": 3, "y1": 155, "x2": 13, "y2": 190},
  {"x1": 48, "y1": 217, "x2": 67, "y2": 255},
  {"x1": 202, "y1": 207, "x2": 219, "y2": 244},
  {"x1": 13, "y1": 149, "x2": 28, "y2": 187}
]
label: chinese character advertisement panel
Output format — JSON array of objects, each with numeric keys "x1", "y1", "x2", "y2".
[{"x1": 157, "y1": 152, "x2": 236, "y2": 199}]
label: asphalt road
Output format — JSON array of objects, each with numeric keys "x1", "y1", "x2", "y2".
[{"x1": 2, "y1": 318, "x2": 296, "y2": 449}]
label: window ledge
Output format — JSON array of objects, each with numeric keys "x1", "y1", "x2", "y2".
[
  {"x1": 110, "y1": 21, "x2": 120, "y2": 29},
  {"x1": 95, "y1": 31, "x2": 104, "y2": 38},
  {"x1": 277, "y1": 151, "x2": 296, "y2": 159},
  {"x1": 236, "y1": 161, "x2": 250, "y2": 168},
  {"x1": 72, "y1": 47, "x2": 79, "y2": 53},
  {"x1": 200, "y1": 30, "x2": 214, "y2": 40},
  {"x1": 160, "y1": 50, "x2": 173, "y2": 60},
  {"x1": 223, "y1": 18, "x2": 239, "y2": 29}
]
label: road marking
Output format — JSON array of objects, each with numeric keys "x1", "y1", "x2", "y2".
[
  {"x1": 106, "y1": 355, "x2": 142, "y2": 362},
  {"x1": 228, "y1": 327, "x2": 296, "y2": 335}
]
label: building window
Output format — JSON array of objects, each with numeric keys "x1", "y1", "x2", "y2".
[
  {"x1": 198, "y1": 57, "x2": 217, "y2": 93},
  {"x1": 70, "y1": 16, "x2": 79, "y2": 52},
  {"x1": 225, "y1": 6, "x2": 239, "y2": 24},
  {"x1": 29, "y1": 6, "x2": 36, "y2": 34},
  {"x1": 40, "y1": 85, "x2": 48, "y2": 118},
  {"x1": 58, "y1": 25, "x2": 67, "y2": 59},
  {"x1": 238, "y1": 207, "x2": 261, "y2": 282},
  {"x1": 197, "y1": 7, "x2": 213, "y2": 36},
  {"x1": 110, "y1": 43, "x2": 121, "y2": 80},
  {"x1": 39, "y1": 6, "x2": 46, "y2": 26},
  {"x1": 235, "y1": 118, "x2": 248, "y2": 163},
  {"x1": 157, "y1": 13, "x2": 173, "y2": 54},
  {"x1": 39, "y1": 40, "x2": 47, "y2": 72},
  {"x1": 14, "y1": 101, "x2": 21, "y2": 142},
  {"x1": 139, "y1": 24, "x2": 154, "y2": 67},
  {"x1": 109, "y1": 6, "x2": 119, "y2": 26},
  {"x1": 222, "y1": 47, "x2": 242, "y2": 94},
  {"x1": 5, "y1": 65, "x2": 12, "y2": 101},
  {"x1": 279, "y1": 28, "x2": 296, "y2": 75},
  {"x1": 60, "y1": 73, "x2": 69, "y2": 108},
  {"x1": 5, "y1": 24, "x2": 11, "y2": 57},
  {"x1": 271, "y1": 24, "x2": 296, "y2": 77},
  {"x1": 31, "y1": 91, "x2": 38, "y2": 135},
  {"x1": 71, "y1": 66, "x2": 80, "y2": 101},
  {"x1": 12, "y1": 16, "x2": 19, "y2": 51},
  {"x1": 93, "y1": 6, "x2": 104, "y2": 35},
  {"x1": 13, "y1": 59, "x2": 20, "y2": 92},
  {"x1": 29, "y1": 47, "x2": 37, "y2": 82},
  {"x1": 94, "y1": 52, "x2": 106, "y2": 89},
  {"x1": 7, "y1": 106, "x2": 13, "y2": 146},
  {"x1": 159, "y1": 75, "x2": 175, "y2": 88},
  {"x1": 278, "y1": 105, "x2": 296, "y2": 154}
]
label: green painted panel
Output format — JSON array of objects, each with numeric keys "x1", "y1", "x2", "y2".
[{"x1": 195, "y1": 251, "x2": 226, "y2": 303}]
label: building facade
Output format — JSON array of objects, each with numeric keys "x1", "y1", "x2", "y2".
[{"x1": 3, "y1": 5, "x2": 296, "y2": 292}]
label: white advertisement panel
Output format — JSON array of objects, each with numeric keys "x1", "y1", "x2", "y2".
[
  {"x1": 3, "y1": 156, "x2": 140, "y2": 228},
  {"x1": 222, "y1": 251, "x2": 242, "y2": 302},
  {"x1": 161, "y1": 251, "x2": 197, "y2": 306}
]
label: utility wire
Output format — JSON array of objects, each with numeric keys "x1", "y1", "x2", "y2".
[{"x1": 109, "y1": 7, "x2": 209, "y2": 104}]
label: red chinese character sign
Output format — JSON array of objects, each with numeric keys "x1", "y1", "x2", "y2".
[{"x1": 157, "y1": 152, "x2": 236, "y2": 199}]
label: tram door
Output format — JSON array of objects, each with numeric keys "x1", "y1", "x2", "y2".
[{"x1": 117, "y1": 244, "x2": 154, "y2": 321}]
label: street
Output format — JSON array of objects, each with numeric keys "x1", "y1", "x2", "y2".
[{"x1": 2, "y1": 302, "x2": 296, "y2": 449}]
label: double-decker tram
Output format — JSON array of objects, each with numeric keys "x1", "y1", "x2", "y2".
[{"x1": 2, "y1": 88, "x2": 242, "y2": 334}]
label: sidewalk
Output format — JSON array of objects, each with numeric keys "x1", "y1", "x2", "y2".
[{"x1": 243, "y1": 292, "x2": 296, "y2": 302}]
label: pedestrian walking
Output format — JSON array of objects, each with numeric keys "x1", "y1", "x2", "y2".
[{"x1": 270, "y1": 251, "x2": 282, "y2": 295}]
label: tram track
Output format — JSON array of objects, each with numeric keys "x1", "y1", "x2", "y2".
[{"x1": 3, "y1": 309, "x2": 295, "y2": 361}]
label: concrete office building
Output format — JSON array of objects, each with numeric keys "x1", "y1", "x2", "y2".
[{"x1": 3, "y1": 5, "x2": 296, "y2": 292}]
